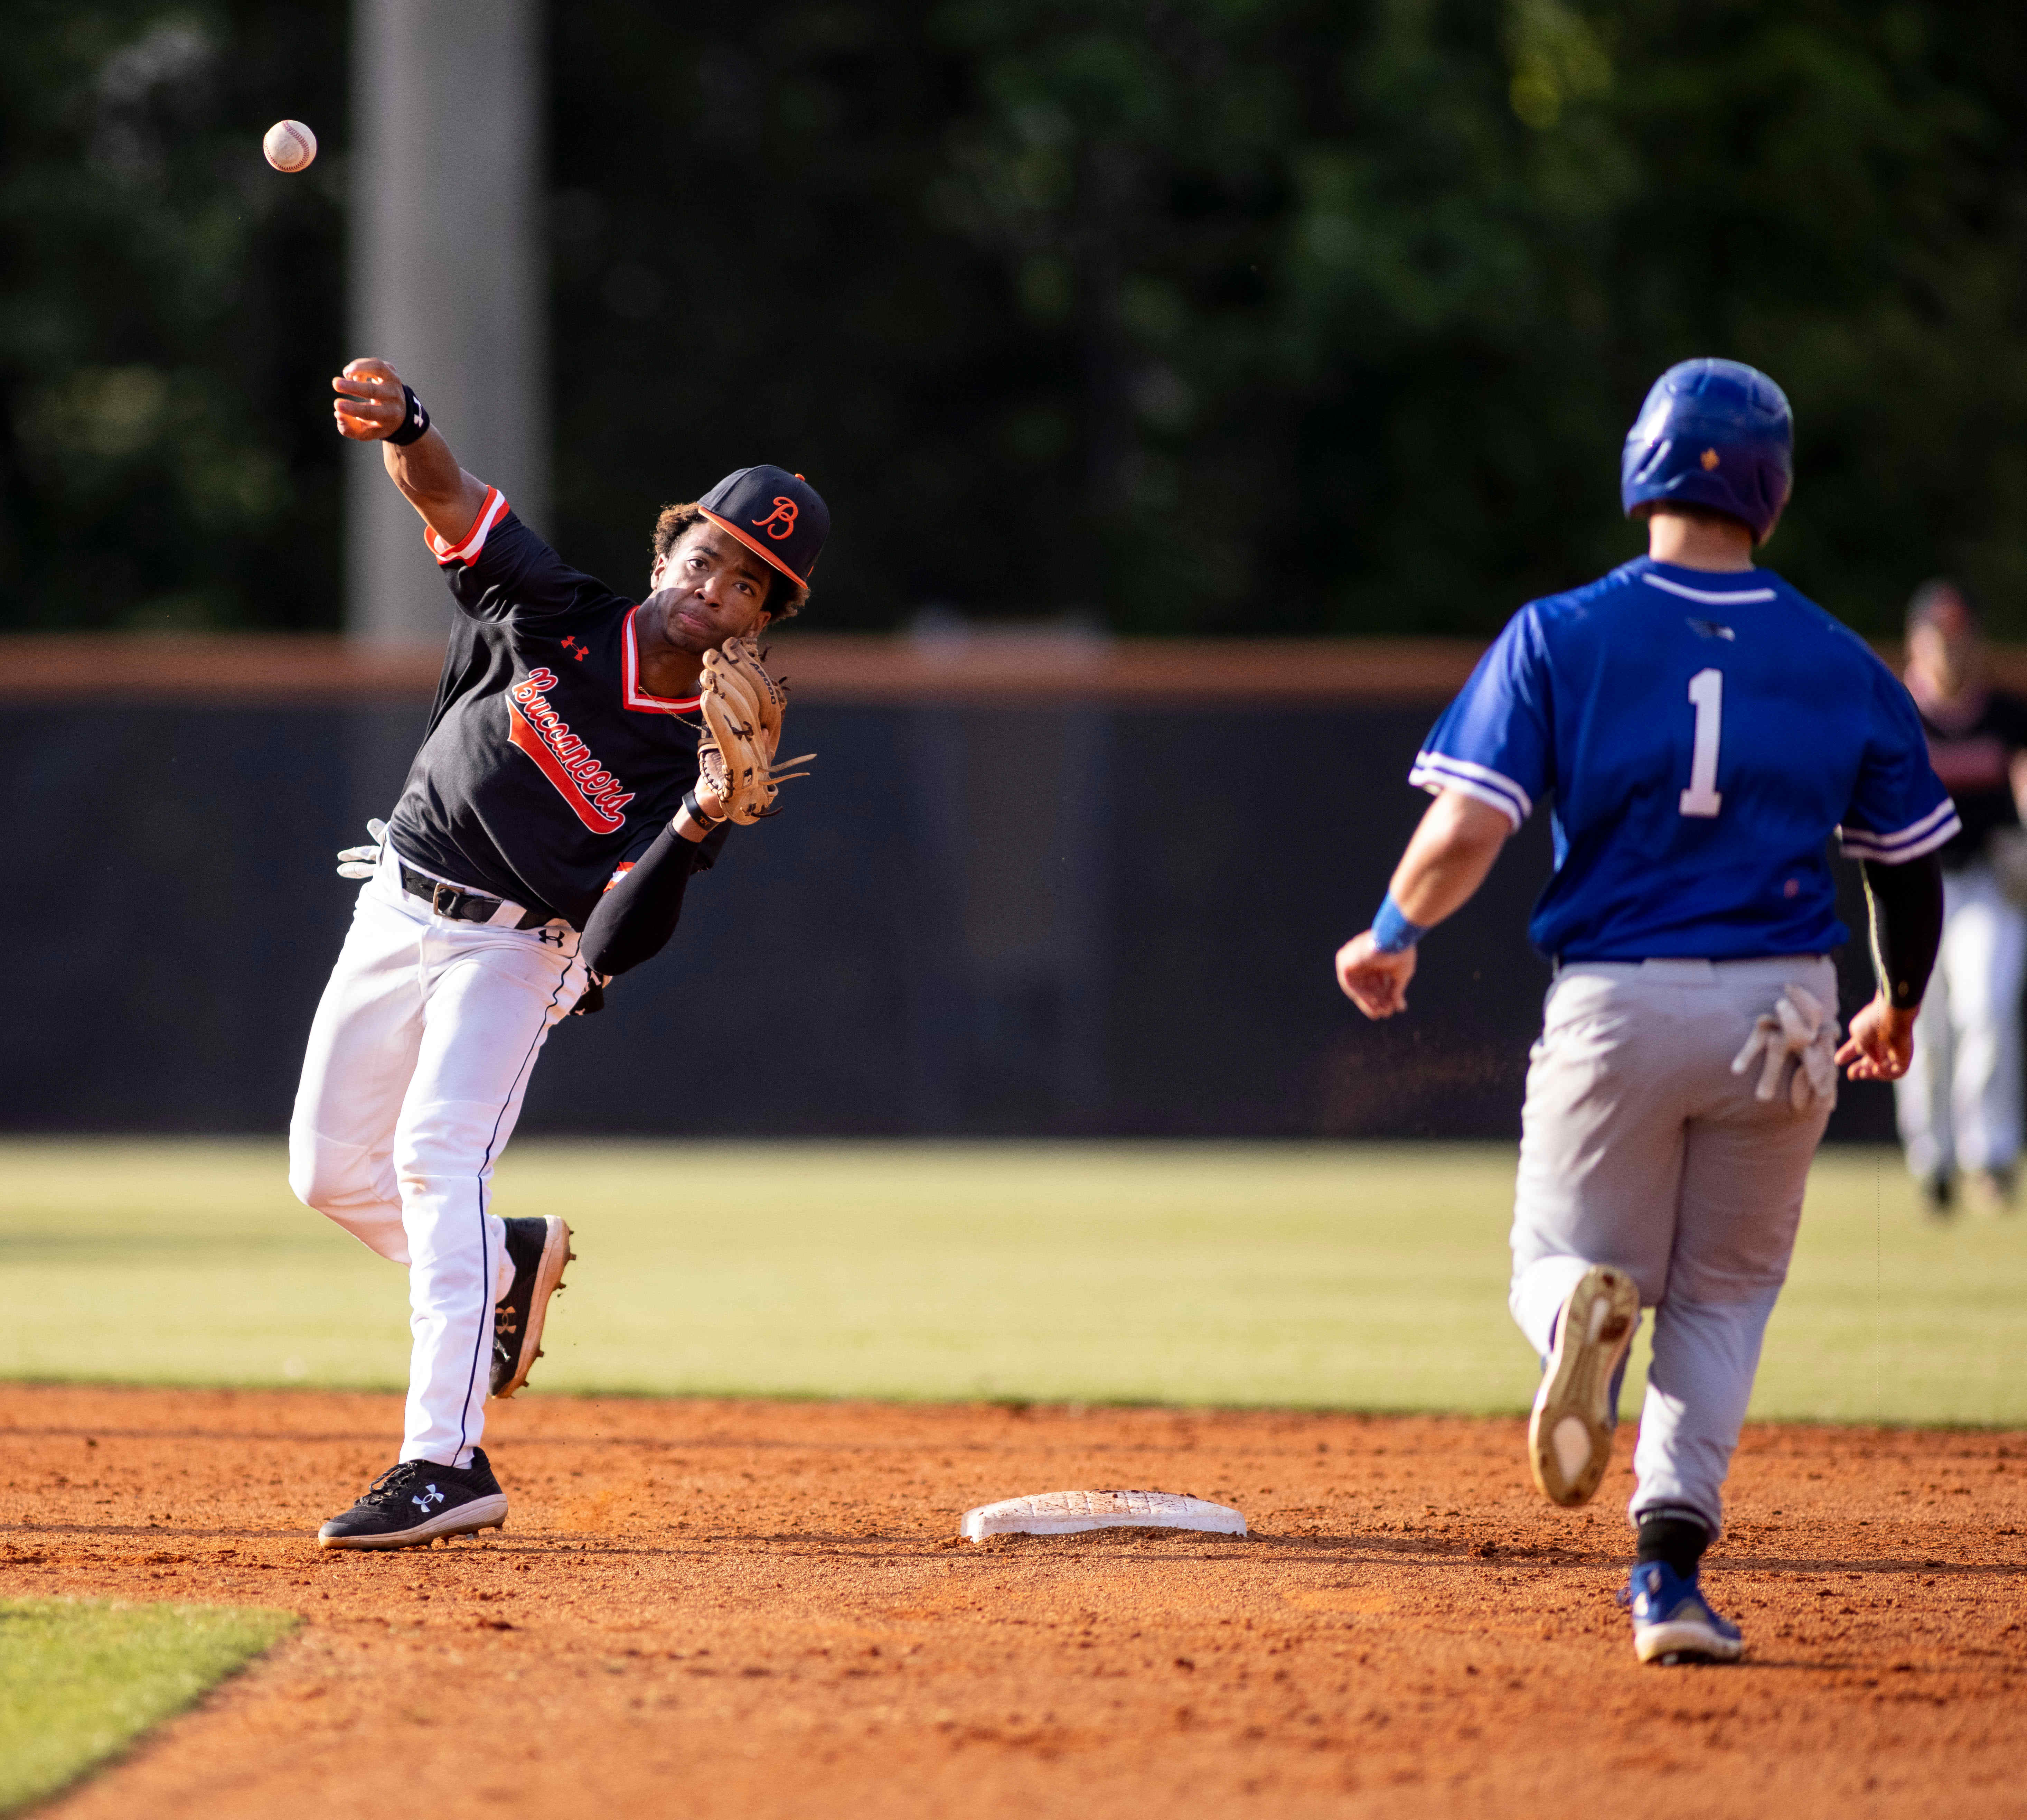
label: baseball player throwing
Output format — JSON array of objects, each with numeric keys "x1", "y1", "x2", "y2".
[
  {"x1": 1335, "y1": 359, "x2": 1952, "y2": 1664},
  {"x1": 290, "y1": 356, "x2": 827, "y2": 1549}
]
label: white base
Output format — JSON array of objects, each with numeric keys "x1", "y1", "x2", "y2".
[{"x1": 960, "y1": 1488, "x2": 1247, "y2": 1541}]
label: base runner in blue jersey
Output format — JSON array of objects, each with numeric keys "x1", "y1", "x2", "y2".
[{"x1": 1336, "y1": 358, "x2": 1955, "y2": 1665}]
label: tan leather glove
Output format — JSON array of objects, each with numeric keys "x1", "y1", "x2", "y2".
[{"x1": 696, "y1": 637, "x2": 813, "y2": 824}]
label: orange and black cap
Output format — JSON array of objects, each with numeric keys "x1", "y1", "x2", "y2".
[{"x1": 697, "y1": 465, "x2": 829, "y2": 598}]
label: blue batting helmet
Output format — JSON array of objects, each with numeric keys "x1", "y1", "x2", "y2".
[{"x1": 1620, "y1": 358, "x2": 1793, "y2": 543}]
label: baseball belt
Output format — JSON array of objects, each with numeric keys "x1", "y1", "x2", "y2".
[{"x1": 396, "y1": 862, "x2": 553, "y2": 931}]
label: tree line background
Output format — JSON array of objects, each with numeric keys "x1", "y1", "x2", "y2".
[{"x1": 5, "y1": 0, "x2": 2026, "y2": 640}]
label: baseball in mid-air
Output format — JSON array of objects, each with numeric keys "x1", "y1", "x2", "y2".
[{"x1": 263, "y1": 120, "x2": 318, "y2": 173}]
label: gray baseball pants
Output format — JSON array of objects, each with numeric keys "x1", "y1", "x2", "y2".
[{"x1": 1508, "y1": 955, "x2": 1836, "y2": 1537}]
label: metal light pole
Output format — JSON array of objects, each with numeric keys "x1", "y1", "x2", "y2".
[{"x1": 346, "y1": 0, "x2": 547, "y2": 644}]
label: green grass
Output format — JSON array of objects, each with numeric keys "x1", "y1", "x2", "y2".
[
  {"x1": 0, "y1": 1600, "x2": 295, "y2": 1813},
  {"x1": 0, "y1": 1140, "x2": 2021, "y2": 1423}
]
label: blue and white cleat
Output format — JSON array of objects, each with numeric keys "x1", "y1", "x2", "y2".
[
  {"x1": 1624, "y1": 1560, "x2": 1744, "y2": 1665},
  {"x1": 1528, "y1": 1264, "x2": 1639, "y2": 1506}
]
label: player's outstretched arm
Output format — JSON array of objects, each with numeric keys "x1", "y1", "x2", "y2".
[
  {"x1": 330, "y1": 357, "x2": 489, "y2": 550},
  {"x1": 1335, "y1": 789, "x2": 1512, "y2": 1020},
  {"x1": 1834, "y1": 852, "x2": 1943, "y2": 1081}
]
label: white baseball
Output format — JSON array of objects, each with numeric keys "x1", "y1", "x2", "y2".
[{"x1": 263, "y1": 120, "x2": 317, "y2": 173}]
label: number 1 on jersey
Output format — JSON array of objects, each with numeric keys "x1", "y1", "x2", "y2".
[{"x1": 1680, "y1": 668, "x2": 1724, "y2": 818}]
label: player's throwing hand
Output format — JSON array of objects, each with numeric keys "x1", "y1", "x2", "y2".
[{"x1": 331, "y1": 357, "x2": 409, "y2": 440}]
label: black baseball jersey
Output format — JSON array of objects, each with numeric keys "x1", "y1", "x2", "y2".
[
  {"x1": 384, "y1": 489, "x2": 708, "y2": 927},
  {"x1": 1914, "y1": 686, "x2": 2027, "y2": 870}
]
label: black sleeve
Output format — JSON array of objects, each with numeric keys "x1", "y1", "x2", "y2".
[
  {"x1": 435, "y1": 499, "x2": 628, "y2": 627},
  {"x1": 578, "y1": 819, "x2": 732, "y2": 982},
  {"x1": 1859, "y1": 853, "x2": 1944, "y2": 1009}
]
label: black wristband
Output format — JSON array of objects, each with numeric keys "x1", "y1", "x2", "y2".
[
  {"x1": 387, "y1": 384, "x2": 431, "y2": 446},
  {"x1": 679, "y1": 789, "x2": 723, "y2": 833}
]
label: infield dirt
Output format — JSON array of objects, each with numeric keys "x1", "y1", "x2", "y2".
[{"x1": 3, "y1": 1384, "x2": 2023, "y2": 1818}]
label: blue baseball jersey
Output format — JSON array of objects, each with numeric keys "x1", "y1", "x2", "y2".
[{"x1": 1413, "y1": 557, "x2": 1959, "y2": 961}]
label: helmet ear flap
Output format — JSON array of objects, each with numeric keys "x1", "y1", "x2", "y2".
[{"x1": 1625, "y1": 435, "x2": 1676, "y2": 493}]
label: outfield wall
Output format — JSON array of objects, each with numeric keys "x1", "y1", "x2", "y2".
[{"x1": 4, "y1": 634, "x2": 1899, "y2": 1141}]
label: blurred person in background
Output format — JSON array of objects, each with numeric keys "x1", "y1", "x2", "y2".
[{"x1": 1897, "y1": 580, "x2": 2027, "y2": 1215}]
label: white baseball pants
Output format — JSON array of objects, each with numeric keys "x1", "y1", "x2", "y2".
[
  {"x1": 1508, "y1": 955, "x2": 1836, "y2": 1537},
  {"x1": 1894, "y1": 860, "x2": 2026, "y2": 1181},
  {"x1": 288, "y1": 845, "x2": 586, "y2": 1468}
]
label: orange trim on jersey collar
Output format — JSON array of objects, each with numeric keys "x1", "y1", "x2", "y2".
[
  {"x1": 621, "y1": 605, "x2": 702, "y2": 715},
  {"x1": 697, "y1": 507, "x2": 809, "y2": 594}
]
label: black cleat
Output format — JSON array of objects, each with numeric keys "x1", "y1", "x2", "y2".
[
  {"x1": 491, "y1": 1215, "x2": 573, "y2": 1399},
  {"x1": 317, "y1": 1450, "x2": 508, "y2": 1550}
]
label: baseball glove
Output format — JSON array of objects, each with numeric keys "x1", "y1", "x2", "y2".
[{"x1": 696, "y1": 637, "x2": 814, "y2": 824}]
